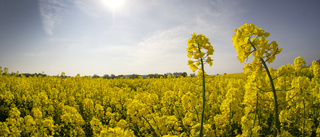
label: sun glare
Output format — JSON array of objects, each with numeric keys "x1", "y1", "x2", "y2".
[{"x1": 102, "y1": 0, "x2": 125, "y2": 10}]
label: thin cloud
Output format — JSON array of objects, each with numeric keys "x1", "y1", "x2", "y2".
[
  {"x1": 131, "y1": 25, "x2": 188, "y2": 64},
  {"x1": 38, "y1": 0, "x2": 64, "y2": 35},
  {"x1": 123, "y1": 24, "x2": 195, "y2": 75},
  {"x1": 126, "y1": 0, "x2": 242, "y2": 75}
]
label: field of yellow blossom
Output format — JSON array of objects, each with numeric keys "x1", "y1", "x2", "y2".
[
  {"x1": 1, "y1": 23, "x2": 320, "y2": 136},
  {"x1": 0, "y1": 58, "x2": 319, "y2": 136}
]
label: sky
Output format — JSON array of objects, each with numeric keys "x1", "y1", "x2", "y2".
[{"x1": 0, "y1": 0, "x2": 319, "y2": 76}]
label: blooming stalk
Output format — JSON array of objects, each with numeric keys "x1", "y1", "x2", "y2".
[
  {"x1": 187, "y1": 32, "x2": 214, "y2": 137},
  {"x1": 232, "y1": 23, "x2": 282, "y2": 136}
]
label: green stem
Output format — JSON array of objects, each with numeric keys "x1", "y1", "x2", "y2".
[
  {"x1": 151, "y1": 115, "x2": 162, "y2": 136},
  {"x1": 193, "y1": 106, "x2": 200, "y2": 122},
  {"x1": 250, "y1": 40, "x2": 280, "y2": 136},
  {"x1": 142, "y1": 116, "x2": 160, "y2": 137},
  {"x1": 199, "y1": 56, "x2": 206, "y2": 137},
  {"x1": 195, "y1": 42, "x2": 207, "y2": 137},
  {"x1": 260, "y1": 58, "x2": 280, "y2": 136}
]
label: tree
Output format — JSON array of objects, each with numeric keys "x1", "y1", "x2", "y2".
[
  {"x1": 102, "y1": 74, "x2": 110, "y2": 79},
  {"x1": 129, "y1": 74, "x2": 140, "y2": 79},
  {"x1": 92, "y1": 74, "x2": 100, "y2": 78},
  {"x1": 182, "y1": 72, "x2": 188, "y2": 77},
  {"x1": 110, "y1": 74, "x2": 116, "y2": 79},
  {"x1": 117, "y1": 75, "x2": 124, "y2": 79},
  {"x1": 173, "y1": 72, "x2": 179, "y2": 77}
]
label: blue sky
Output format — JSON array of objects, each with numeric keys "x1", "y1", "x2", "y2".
[{"x1": 0, "y1": 0, "x2": 319, "y2": 76}]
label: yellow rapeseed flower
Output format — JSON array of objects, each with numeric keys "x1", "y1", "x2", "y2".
[
  {"x1": 186, "y1": 33, "x2": 214, "y2": 73},
  {"x1": 232, "y1": 23, "x2": 282, "y2": 73}
]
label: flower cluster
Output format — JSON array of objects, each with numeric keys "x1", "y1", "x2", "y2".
[
  {"x1": 232, "y1": 23, "x2": 283, "y2": 73},
  {"x1": 293, "y1": 56, "x2": 306, "y2": 72},
  {"x1": 187, "y1": 33, "x2": 214, "y2": 74}
]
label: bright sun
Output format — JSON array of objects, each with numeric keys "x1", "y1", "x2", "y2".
[{"x1": 101, "y1": 0, "x2": 125, "y2": 10}]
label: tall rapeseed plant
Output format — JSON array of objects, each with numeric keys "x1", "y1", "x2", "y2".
[
  {"x1": 187, "y1": 33, "x2": 214, "y2": 137},
  {"x1": 232, "y1": 23, "x2": 282, "y2": 137}
]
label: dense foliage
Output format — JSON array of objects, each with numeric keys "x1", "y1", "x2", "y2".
[{"x1": 0, "y1": 59, "x2": 319, "y2": 136}]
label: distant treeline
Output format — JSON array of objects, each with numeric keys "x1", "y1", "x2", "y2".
[
  {"x1": 2, "y1": 59, "x2": 319, "y2": 78},
  {"x1": 3, "y1": 72, "x2": 189, "y2": 79},
  {"x1": 95, "y1": 72, "x2": 188, "y2": 79},
  {"x1": 1, "y1": 72, "x2": 48, "y2": 78}
]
